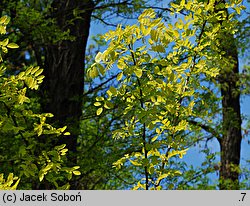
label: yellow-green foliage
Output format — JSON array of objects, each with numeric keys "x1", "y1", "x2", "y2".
[
  {"x1": 0, "y1": 173, "x2": 20, "y2": 190},
  {"x1": 0, "y1": 15, "x2": 80, "y2": 189},
  {"x1": 89, "y1": 0, "x2": 244, "y2": 189}
]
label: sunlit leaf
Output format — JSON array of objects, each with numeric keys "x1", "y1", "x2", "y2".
[
  {"x1": 7, "y1": 43, "x2": 19, "y2": 49},
  {"x1": 96, "y1": 107, "x2": 103, "y2": 116},
  {"x1": 134, "y1": 68, "x2": 143, "y2": 78}
]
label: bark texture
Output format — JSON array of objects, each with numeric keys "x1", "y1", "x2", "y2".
[
  {"x1": 217, "y1": 1, "x2": 242, "y2": 189},
  {"x1": 219, "y1": 41, "x2": 242, "y2": 189},
  {"x1": 42, "y1": 0, "x2": 94, "y2": 158}
]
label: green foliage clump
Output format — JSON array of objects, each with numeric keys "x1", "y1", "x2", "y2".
[{"x1": 0, "y1": 15, "x2": 80, "y2": 189}]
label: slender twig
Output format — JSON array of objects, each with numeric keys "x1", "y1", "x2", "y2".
[
  {"x1": 93, "y1": 1, "x2": 130, "y2": 10},
  {"x1": 188, "y1": 120, "x2": 221, "y2": 141},
  {"x1": 83, "y1": 74, "x2": 117, "y2": 97},
  {"x1": 178, "y1": 20, "x2": 207, "y2": 105},
  {"x1": 154, "y1": 146, "x2": 172, "y2": 188},
  {"x1": 92, "y1": 15, "x2": 123, "y2": 28},
  {"x1": 128, "y1": 43, "x2": 149, "y2": 190},
  {"x1": 112, "y1": 171, "x2": 138, "y2": 186}
]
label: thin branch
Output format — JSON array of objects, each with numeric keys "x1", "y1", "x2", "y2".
[
  {"x1": 179, "y1": 20, "x2": 207, "y2": 105},
  {"x1": 92, "y1": 15, "x2": 122, "y2": 28},
  {"x1": 93, "y1": 1, "x2": 130, "y2": 10},
  {"x1": 129, "y1": 43, "x2": 149, "y2": 190},
  {"x1": 141, "y1": 5, "x2": 172, "y2": 13},
  {"x1": 154, "y1": 146, "x2": 172, "y2": 188},
  {"x1": 188, "y1": 119, "x2": 221, "y2": 142},
  {"x1": 85, "y1": 112, "x2": 123, "y2": 153},
  {"x1": 83, "y1": 74, "x2": 117, "y2": 97},
  {"x1": 112, "y1": 172, "x2": 137, "y2": 186}
]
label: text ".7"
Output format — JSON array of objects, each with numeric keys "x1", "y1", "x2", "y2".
[{"x1": 238, "y1": 192, "x2": 247, "y2": 204}]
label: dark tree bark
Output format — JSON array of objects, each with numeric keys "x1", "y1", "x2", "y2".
[
  {"x1": 219, "y1": 38, "x2": 242, "y2": 189},
  {"x1": 42, "y1": 0, "x2": 94, "y2": 161},
  {"x1": 216, "y1": 1, "x2": 242, "y2": 189}
]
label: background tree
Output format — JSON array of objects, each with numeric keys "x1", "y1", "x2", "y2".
[
  {"x1": 172, "y1": 0, "x2": 248, "y2": 189},
  {"x1": 215, "y1": 0, "x2": 242, "y2": 189}
]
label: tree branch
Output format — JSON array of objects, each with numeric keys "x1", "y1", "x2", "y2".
[
  {"x1": 83, "y1": 74, "x2": 117, "y2": 97},
  {"x1": 129, "y1": 43, "x2": 149, "y2": 190},
  {"x1": 188, "y1": 119, "x2": 221, "y2": 142},
  {"x1": 92, "y1": 15, "x2": 121, "y2": 28},
  {"x1": 93, "y1": 1, "x2": 130, "y2": 10}
]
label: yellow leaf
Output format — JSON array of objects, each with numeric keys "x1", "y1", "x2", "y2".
[
  {"x1": 55, "y1": 144, "x2": 66, "y2": 150},
  {"x1": 60, "y1": 148, "x2": 68, "y2": 155},
  {"x1": 2, "y1": 38, "x2": 9, "y2": 46},
  {"x1": 179, "y1": 148, "x2": 188, "y2": 158},
  {"x1": 30, "y1": 66, "x2": 39, "y2": 74},
  {"x1": 95, "y1": 52, "x2": 103, "y2": 63},
  {"x1": 104, "y1": 101, "x2": 114, "y2": 109},
  {"x1": 235, "y1": 7, "x2": 241, "y2": 15},
  {"x1": 156, "y1": 173, "x2": 169, "y2": 185},
  {"x1": 151, "y1": 135, "x2": 158, "y2": 142},
  {"x1": 96, "y1": 107, "x2": 103, "y2": 115},
  {"x1": 134, "y1": 68, "x2": 142, "y2": 78},
  {"x1": 0, "y1": 16, "x2": 9, "y2": 24},
  {"x1": 151, "y1": 96, "x2": 156, "y2": 102},
  {"x1": 94, "y1": 102, "x2": 102, "y2": 106},
  {"x1": 149, "y1": 166, "x2": 155, "y2": 174},
  {"x1": 129, "y1": 159, "x2": 142, "y2": 166},
  {"x1": 88, "y1": 66, "x2": 99, "y2": 78},
  {"x1": 7, "y1": 43, "x2": 19, "y2": 49},
  {"x1": 73, "y1": 171, "x2": 81, "y2": 175},
  {"x1": 156, "y1": 128, "x2": 161, "y2": 134},
  {"x1": 117, "y1": 72, "x2": 123, "y2": 81},
  {"x1": 180, "y1": 0, "x2": 185, "y2": 7},
  {"x1": 173, "y1": 30, "x2": 180, "y2": 38},
  {"x1": 157, "y1": 95, "x2": 162, "y2": 102},
  {"x1": 11, "y1": 178, "x2": 20, "y2": 190},
  {"x1": 96, "y1": 96, "x2": 104, "y2": 101},
  {"x1": 109, "y1": 86, "x2": 117, "y2": 95},
  {"x1": 34, "y1": 68, "x2": 43, "y2": 77},
  {"x1": 60, "y1": 126, "x2": 67, "y2": 132},
  {"x1": 39, "y1": 173, "x2": 44, "y2": 182},
  {"x1": 2, "y1": 46, "x2": 8, "y2": 53}
]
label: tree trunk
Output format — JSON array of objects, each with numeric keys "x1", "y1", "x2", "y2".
[
  {"x1": 217, "y1": 9, "x2": 242, "y2": 189},
  {"x1": 42, "y1": 0, "x2": 94, "y2": 161},
  {"x1": 219, "y1": 45, "x2": 242, "y2": 189}
]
